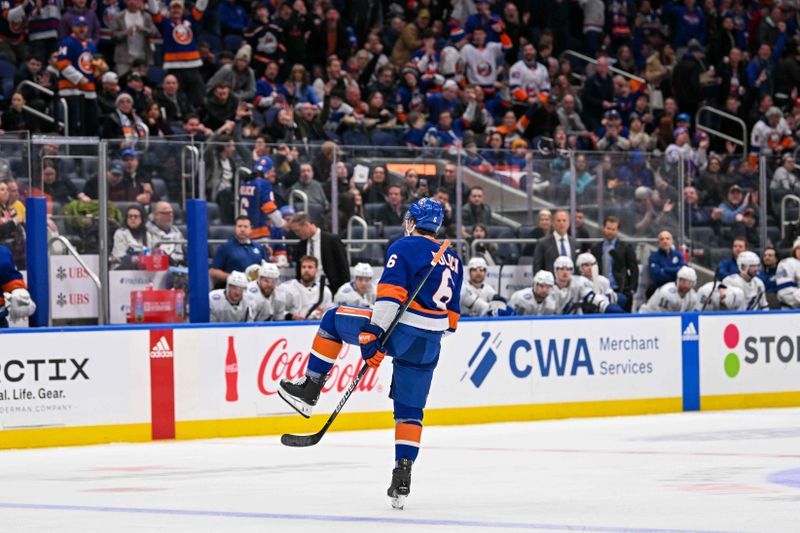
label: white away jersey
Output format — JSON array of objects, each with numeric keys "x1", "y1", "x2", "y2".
[
  {"x1": 509, "y1": 287, "x2": 557, "y2": 315},
  {"x1": 508, "y1": 59, "x2": 550, "y2": 97},
  {"x1": 243, "y1": 280, "x2": 289, "y2": 321},
  {"x1": 639, "y1": 282, "x2": 698, "y2": 313},
  {"x1": 209, "y1": 289, "x2": 255, "y2": 322},
  {"x1": 582, "y1": 274, "x2": 618, "y2": 303},
  {"x1": 695, "y1": 282, "x2": 745, "y2": 311},
  {"x1": 460, "y1": 281, "x2": 497, "y2": 317},
  {"x1": 775, "y1": 257, "x2": 800, "y2": 308},
  {"x1": 334, "y1": 282, "x2": 375, "y2": 308},
  {"x1": 280, "y1": 278, "x2": 333, "y2": 319},
  {"x1": 460, "y1": 42, "x2": 505, "y2": 86},
  {"x1": 552, "y1": 275, "x2": 611, "y2": 315},
  {"x1": 721, "y1": 274, "x2": 769, "y2": 311}
]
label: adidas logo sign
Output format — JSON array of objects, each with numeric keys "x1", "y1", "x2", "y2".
[
  {"x1": 682, "y1": 322, "x2": 699, "y2": 341},
  {"x1": 150, "y1": 336, "x2": 173, "y2": 358}
]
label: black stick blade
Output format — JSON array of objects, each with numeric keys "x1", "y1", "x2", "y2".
[{"x1": 281, "y1": 432, "x2": 322, "y2": 447}]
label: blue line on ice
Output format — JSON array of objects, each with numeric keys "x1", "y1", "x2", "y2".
[{"x1": 0, "y1": 501, "x2": 748, "y2": 533}]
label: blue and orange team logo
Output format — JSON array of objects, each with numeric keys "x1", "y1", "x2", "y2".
[
  {"x1": 173, "y1": 22, "x2": 193, "y2": 45},
  {"x1": 78, "y1": 51, "x2": 94, "y2": 74},
  {"x1": 722, "y1": 323, "x2": 741, "y2": 378}
]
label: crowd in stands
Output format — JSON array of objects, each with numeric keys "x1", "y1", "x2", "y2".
[{"x1": 3, "y1": 0, "x2": 800, "y2": 320}]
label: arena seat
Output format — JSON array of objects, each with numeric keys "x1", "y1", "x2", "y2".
[
  {"x1": 364, "y1": 202, "x2": 383, "y2": 223},
  {"x1": 206, "y1": 202, "x2": 221, "y2": 224}
]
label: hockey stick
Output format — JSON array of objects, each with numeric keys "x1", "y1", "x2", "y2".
[
  {"x1": 701, "y1": 266, "x2": 720, "y2": 312},
  {"x1": 304, "y1": 275, "x2": 327, "y2": 319},
  {"x1": 281, "y1": 239, "x2": 452, "y2": 448}
]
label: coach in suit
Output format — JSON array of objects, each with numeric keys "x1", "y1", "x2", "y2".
[
  {"x1": 590, "y1": 215, "x2": 639, "y2": 311},
  {"x1": 533, "y1": 210, "x2": 577, "y2": 274},
  {"x1": 288, "y1": 211, "x2": 350, "y2": 292}
]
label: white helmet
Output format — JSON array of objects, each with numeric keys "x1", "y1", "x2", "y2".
[
  {"x1": 533, "y1": 270, "x2": 555, "y2": 287},
  {"x1": 227, "y1": 270, "x2": 248, "y2": 288},
  {"x1": 676, "y1": 265, "x2": 697, "y2": 285},
  {"x1": 259, "y1": 262, "x2": 280, "y2": 280},
  {"x1": 736, "y1": 251, "x2": 761, "y2": 273},
  {"x1": 576, "y1": 252, "x2": 596, "y2": 268},
  {"x1": 553, "y1": 256, "x2": 574, "y2": 271},
  {"x1": 353, "y1": 262, "x2": 374, "y2": 279},
  {"x1": 793, "y1": 237, "x2": 800, "y2": 251},
  {"x1": 467, "y1": 257, "x2": 489, "y2": 271}
]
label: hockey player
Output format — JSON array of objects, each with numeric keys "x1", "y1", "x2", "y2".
[
  {"x1": 552, "y1": 256, "x2": 622, "y2": 314},
  {"x1": 334, "y1": 262, "x2": 376, "y2": 307},
  {"x1": 280, "y1": 255, "x2": 333, "y2": 320},
  {"x1": 1, "y1": 245, "x2": 36, "y2": 328},
  {"x1": 722, "y1": 251, "x2": 769, "y2": 311},
  {"x1": 695, "y1": 282, "x2": 745, "y2": 311},
  {"x1": 278, "y1": 198, "x2": 462, "y2": 509},
  {"x1": 576, "y1": 252, "x2": 626, "y2": 309},
  {"x1": 510, "y1": 269, "x2": 557, "y2": 315},
  {"x1": 245, "y1": 262, "x2": 287, "y2": 321},
  {"x1": 776, "y1": 237, "x2": 800, "y2": 309},
  {"x1": 239, "y1": 156, "x2": 284, "y2": 240},
  {"x1": 459, "y1": 257, "x2": 496, "y2": 316},
  {"x1": 209, "y1": 270, "x2": 253, "y2": 322},
  {"x1": 639, "y1": 266, "x2": 698, "y2": 313}
]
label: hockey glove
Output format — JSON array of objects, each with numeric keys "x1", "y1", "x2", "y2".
[
  {"x1": 488, "y1": 295, "x2": 515, "y2": 317},
  {"x1": 358, "y1": 322, "x2": 386, "y2": 369},
  {"x1": 4, "y1": 289, "x2": 36, "y2": 320}
]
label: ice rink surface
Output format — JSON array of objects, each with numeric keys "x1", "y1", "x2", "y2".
[{"x1": 1, "y1": 408, "x2": 799, "y2": 533}]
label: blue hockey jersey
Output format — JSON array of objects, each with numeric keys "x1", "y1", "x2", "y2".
[
  {"x1": 376, "y1": 236, "x2": 462, "y2": 333},
  {"x1": 149, "y1": 0, "x2": 207, "y2": 70},
  {"x1": 0, "y1": 245, "x2": 25, "y2": 310},
  {"x1": 239, "y1": 176, "x2": 278, "y2": 239},
  {"x1": 57, "y1": 35, "x2": 99, "y2": 97}
]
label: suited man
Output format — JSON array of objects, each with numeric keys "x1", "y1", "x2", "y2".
[
  {"x1": 288, "y1": 211, "x2": 350, "y2": 292},
  {"x1": 533, "y1": 210, "x2": 576, "y2": 274},
  {"x1": 591, "y1": 215, "x2": 639, "y2": 312}
]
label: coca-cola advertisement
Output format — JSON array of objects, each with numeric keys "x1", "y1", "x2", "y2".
[{"x1": 172, "y1": 325, "x2": 393, "y2": 425}]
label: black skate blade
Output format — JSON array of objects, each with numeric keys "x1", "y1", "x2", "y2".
[
  {"x1": 281, "y1": 432, "x2": 322, "y2": 447},
  {"x1": 278, "y1": 387, "x2": 312, "y2": 419}
]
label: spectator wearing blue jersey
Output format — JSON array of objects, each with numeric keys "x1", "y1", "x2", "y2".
[
  {"x1": 423, "y1": 110, "x2": 464, "y2": 150},
  {"x1": 665, "y1": 0, "x2": 706, "y2": 48},
  {"x1": 425, "y1": 80, "x2": 459, "y2": 124},
  {"x1": 217, "y1": 0, "x2": 248, "y2": 37},
  {"x1": 283, "y1": 64, "x2": 320, "y2": 107},
  {"x1": 209, "y1": 216, "x2": 270, "y2": 288},
  {"x1": 647, "y1": 230, "x2": 686, "y2": 293}
]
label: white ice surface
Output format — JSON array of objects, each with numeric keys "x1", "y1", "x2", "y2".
[{"x1": 1, "y1": 408, "x2": 799, "y2": 533}]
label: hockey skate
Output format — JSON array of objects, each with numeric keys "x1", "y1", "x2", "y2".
[
  {"x1": 278, "y1": 375, "x2": 325, "y2": 418},
  {"x1": 387, "y1": 458, "x2": 413, "y2": 509}
]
